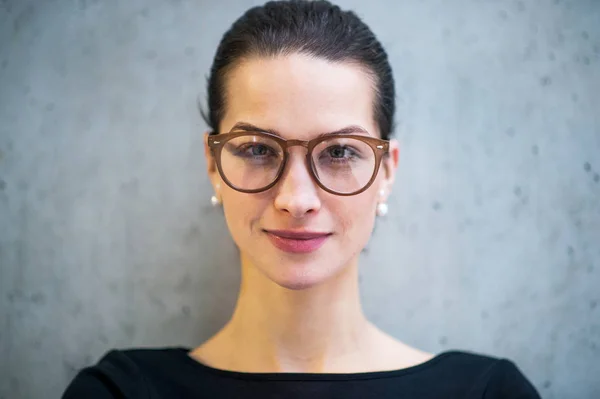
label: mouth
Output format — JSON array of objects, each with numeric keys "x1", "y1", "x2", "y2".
[{"x1": 263, "y1": 229, "x2": 332, "y2": 254}]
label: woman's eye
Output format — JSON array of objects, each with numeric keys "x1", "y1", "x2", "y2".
[
  {"x1": 250, "y1": 145, "x2": 268, "y2": 156},
  {"x1": 329, "y1": 146, "x2": 346, "y2": 158},
  {"x1": 325, "y1": 146, "x2": 357, "y2": 160},
  {"x1": 236, "y1": 143, "x2": 277, "y2": 158}
]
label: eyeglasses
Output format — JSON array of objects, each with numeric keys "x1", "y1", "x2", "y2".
[{"x1": 208, "y1": 129, "x2": 389, "y2": 196}]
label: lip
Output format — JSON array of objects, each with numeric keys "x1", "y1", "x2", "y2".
[{"x1": 264, "y1": 229, "x2": 331, "y2": 254}]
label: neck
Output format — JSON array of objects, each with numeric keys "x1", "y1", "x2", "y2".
[{"x1": 208, "y1": 253, "x2": 375, "y2": 372}]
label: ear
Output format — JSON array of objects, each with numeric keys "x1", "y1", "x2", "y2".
[
  {"x1": 204, "y1": 131, "x2": 221, "y2": 192},
  {"x1": 380, "y1": 138, "x2": 400, "y2": 201}
]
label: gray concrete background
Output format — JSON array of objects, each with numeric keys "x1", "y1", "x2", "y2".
[{"x1": 1, "y1": 0, "x2": 599, "y2": 398}]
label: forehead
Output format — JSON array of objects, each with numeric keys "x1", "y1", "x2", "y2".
[{"x1": 221, "y1": 54, "x2": 378, "y2": 138}]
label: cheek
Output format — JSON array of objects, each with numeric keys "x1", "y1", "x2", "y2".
[
  {"x1": 332, "y1": 194, "x2": 377, "y2": 240},
  {"x1": 221, "y1": 195, "x2": 263, "y2": 244}
]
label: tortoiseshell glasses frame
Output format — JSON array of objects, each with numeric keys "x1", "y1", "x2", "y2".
[{"x1": 207, "y1": 129, "x2": 389, "y2": 196}]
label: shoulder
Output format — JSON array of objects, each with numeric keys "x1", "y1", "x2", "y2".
[
  {"x1": 433, "y1": 350, "x2": 541, "y2": 398},
  {"x1": 434, "y1": 350, "x2": 501, "y2": 370},
  {"x1": 62, "y1": 347, "x2": 189, "y2": 399}
]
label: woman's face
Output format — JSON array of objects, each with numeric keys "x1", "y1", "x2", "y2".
[{"x1": 205, "y1": 54, "x2": 399, "y2": 290}]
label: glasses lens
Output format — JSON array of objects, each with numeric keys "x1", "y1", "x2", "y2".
[
  {"x1": 220, "y1": 134, "x2": 284, "y2": 191},
  {"x1": 311, "y1": 137, "x2": 376, "y2": 194}
]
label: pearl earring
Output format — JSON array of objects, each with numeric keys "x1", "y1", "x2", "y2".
[
  {"x1": 211, "y1": 184, "x2": 221, "y2": 207},
  {"x1": 377, "y1": 189, "x2": 388, "y2": 217}
]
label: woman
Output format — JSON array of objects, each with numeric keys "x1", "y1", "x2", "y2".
[{"x1": 64, "y1": 1, "x2": 541, "y2": 397}]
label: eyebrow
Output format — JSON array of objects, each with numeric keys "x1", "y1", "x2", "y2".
[{"x1": 229, "y1": 122, "x2": 370, "y2": 138}]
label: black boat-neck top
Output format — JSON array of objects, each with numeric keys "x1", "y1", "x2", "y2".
[{"x1": 62, "y1": 347, "x2": 541, "y2": 398}]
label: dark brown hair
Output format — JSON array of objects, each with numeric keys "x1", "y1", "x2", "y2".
[{"x1": 200, "y1": 0, "x2": 396, "y2": 140}]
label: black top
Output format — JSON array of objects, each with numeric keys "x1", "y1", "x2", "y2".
[{"x1": 62, "y1": 347, "x2": 541, "y2": 398}]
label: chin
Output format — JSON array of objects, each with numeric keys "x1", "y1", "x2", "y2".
[
  {"x1": 263, "y1": 259, "x2": 343, "y2": 290},
  {"x1": 273, "y1": 273, "x2": 325, "y2": 291}
]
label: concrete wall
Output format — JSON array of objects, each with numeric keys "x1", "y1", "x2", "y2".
[{"x1": 1, "y1": 0, "x2": 599, "y2": 397}]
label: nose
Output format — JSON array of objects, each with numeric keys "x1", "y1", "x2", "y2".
[{"x1": 274, "y1": 151, "x2": 321, "y2": 218}]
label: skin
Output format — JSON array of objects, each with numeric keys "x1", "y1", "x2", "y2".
[{"x1": 192, "y1": 53, "x2": 432, "y2": 373}]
